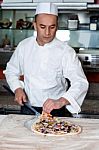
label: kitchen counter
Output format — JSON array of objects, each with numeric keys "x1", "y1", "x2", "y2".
[
  {"x1": 83, "y1": 64, "x2": 99, "y2": 72},
  {"x1": 1, "y1": 50, "x2": 99, "y2": 71},
  {"x1": 0, "y1": 114, "x2": 99, "y2": 150}
]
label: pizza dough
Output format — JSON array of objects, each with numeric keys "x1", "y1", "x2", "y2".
[{"x1": 31, "y1": 112, "x2": 81, "y2": 136}]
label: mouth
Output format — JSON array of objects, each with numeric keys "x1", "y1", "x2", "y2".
[{"x1": 43, "y1": 36, "x2": 51, "y2": 39}]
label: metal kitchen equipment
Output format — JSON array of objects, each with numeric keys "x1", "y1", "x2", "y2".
[
  {"x1": 90, "y1": 16, "x2": 98, "y2": 30},
  {"x1": 78, "y1": 50, "x2": 99, "y2": 66},
  {"x1": 23, "y1": 101, "x2": 40, "y2": 116},
  {"x1": 68, "y1": 14, "x2": 79, "y2": 30}
]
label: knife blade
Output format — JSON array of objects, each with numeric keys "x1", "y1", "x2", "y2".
[
  {"x1": 3, "y1": 85, "x2": 40, "y2": 116},
  {"x1": 23, "y1": 101, "x2": 40, "y2": 116}
]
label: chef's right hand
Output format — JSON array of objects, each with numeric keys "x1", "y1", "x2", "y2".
[{"x1": 14, "y1": 88, "x2": 27, "y2": 105}]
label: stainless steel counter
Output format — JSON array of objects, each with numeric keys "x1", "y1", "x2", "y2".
[{"x1": 83, "y1": 64, "x2": 99, "y2": 72}]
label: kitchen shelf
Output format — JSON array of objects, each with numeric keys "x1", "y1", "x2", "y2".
[
  {"x1": 0, "y1": 28, "x2": 34, "y2": 30},
  {"x1": 1, "y1": 2, "x2": 99, "y2": 11},
  {"x1": 1, "y1": 2, "x2": 87, "y2": 10},
  {"x1": 0, "y1": 23, "x2": 97, "y2": 31},
  {"x1": 88, "y1": 4, "x2": 99, "y2": 10},
  {"x1": 0, "y1": 3, "x2": 99, "y2": 58}
]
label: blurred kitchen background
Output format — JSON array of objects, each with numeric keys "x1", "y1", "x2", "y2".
[{"x1": 0, "y1": 0, "x2": 99, "y2": 117}]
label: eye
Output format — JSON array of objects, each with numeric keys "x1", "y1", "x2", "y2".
[
  {"x1": 40, "y1": 25, "x2": 45, "y2": 29},
  {"x1": 50, "y1": 25, "x2": 56, "y2": 29}
]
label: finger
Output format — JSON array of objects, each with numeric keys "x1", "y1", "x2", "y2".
[
  {"x1": 43, "y1": 102, "x2": 54, "y2": 114},
  {"x1": 22, "y1": 95, "x2": 27, "y2": 103},
  {"x1": 43, "y1": 108, "x2": 51, "y2": 114},
  {"x1": 43, "y1": 99, "x2": 53, "y2": 108},
  {"x1": 18, "y1": 100, "x2": 24, "y2": 106},
  {"x1": 43, "y1": 99, "x2": 49, "y2": 106},
  {"x1": 14, "y1": 97, "x2": 23, "y2": 106}
]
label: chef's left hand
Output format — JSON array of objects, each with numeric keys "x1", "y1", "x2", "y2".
[{"x1": 43, "y1": 97, "x2": 69, "y2": 114}]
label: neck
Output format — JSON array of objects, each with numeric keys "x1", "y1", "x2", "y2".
[{"x1": 36, "y1": 38, "x2": 44, "y2": 46}]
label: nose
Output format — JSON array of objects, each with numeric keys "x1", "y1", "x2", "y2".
[{"x1": 45, "y1": 27, "x2": 50, "y2": 36}]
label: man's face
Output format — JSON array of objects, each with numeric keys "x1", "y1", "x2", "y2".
[{"x1": 33, "y1": 14, "x2": 58, "y2": 46}]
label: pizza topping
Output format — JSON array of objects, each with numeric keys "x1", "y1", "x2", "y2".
[{"x1": 32, "y1": 112, "x2": 81, "y2": 135}]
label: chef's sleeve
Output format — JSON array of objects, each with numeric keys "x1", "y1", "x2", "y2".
[
  {"x1": 62, "y1": 45, "x2": 89, "y2": 114},
  {"x1": 4, "y1": 43, "x2": 24, "y2": 93}
]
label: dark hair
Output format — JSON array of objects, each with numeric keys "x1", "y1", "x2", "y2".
[{"x1": 34, "y1": 14, "x2": 58, "y2": 22}]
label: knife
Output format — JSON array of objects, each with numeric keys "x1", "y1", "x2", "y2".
[
  {"x1": 3, "y1": 85, "x2": 40, "y2": 116},
  {"x1": 22, "y1": 101, "x2": 40, "y2": 116}
]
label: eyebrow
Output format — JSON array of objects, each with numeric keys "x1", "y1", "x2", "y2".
[{"x1": 40, "y1": 24, "x2": 56, "y2": 26}]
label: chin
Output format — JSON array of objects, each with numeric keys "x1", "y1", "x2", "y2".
[{"x1": 44, "y1": 38, "x2": 53, "y2": 44}]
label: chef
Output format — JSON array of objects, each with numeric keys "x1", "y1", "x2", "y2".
[{"x1": 4, "y1": 2, "x2": 89, "y2": 117}]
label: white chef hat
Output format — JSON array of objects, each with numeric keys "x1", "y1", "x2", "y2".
[{"x1": 35, "y1": 3, "x2": 58, "y2": 16}]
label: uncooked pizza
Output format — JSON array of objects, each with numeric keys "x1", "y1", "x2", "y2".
[{"x1": 31, "y1": 112, "x2": 81, "y2": 136}]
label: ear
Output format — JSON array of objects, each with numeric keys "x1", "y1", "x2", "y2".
[{"x1": 33, "y1": 21, "x2": 37, "y2": 31}]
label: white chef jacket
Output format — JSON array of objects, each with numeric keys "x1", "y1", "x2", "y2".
[{"x1": 5, "y1": 36, "x2": 89, "y2": 114}]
